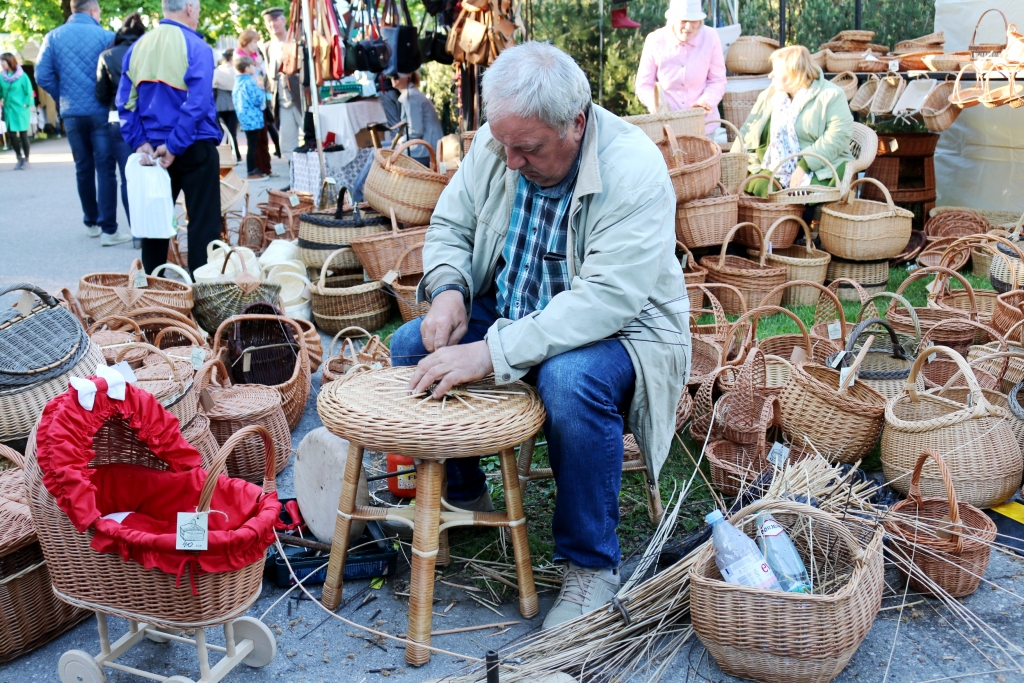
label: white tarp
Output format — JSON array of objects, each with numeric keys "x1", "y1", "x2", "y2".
[{"x1": 933, "y1": 0, "x2": 1024, "y2": 214}]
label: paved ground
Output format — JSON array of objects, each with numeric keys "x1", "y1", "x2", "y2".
[{"x1": 1, "y1": 137, "x2": 1023, "y2": 683}]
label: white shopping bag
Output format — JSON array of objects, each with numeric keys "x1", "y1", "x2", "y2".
[{"x1": 125, "y1": 153, "x2": 175, "y2": 239}]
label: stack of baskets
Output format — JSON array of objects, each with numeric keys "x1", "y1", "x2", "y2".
[
  {"x1": 257, "y1": 188, "x2": 314, "y2": 240},
  {"x1": 297, "y1": 189, "x2": 389, "y2": 272}
]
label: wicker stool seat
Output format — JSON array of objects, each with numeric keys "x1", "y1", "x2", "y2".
[{"x1": 317, "y1": 367, "x2": 546, "y2": 666}]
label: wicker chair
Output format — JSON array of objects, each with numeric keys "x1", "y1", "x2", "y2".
[{"x1": 841, "y1": 123, "x2": 878, "y2": 197}]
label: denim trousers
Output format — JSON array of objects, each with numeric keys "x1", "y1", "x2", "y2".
[
  {"x1": 64, "y1": 114, "x2": 118, "y2": 233},
  {"x1": 108, "y1": 122, "x2": 132, "y2": 226},
  {"x1": 389, "y1": 293, "x2": 635, "y2": 569}
]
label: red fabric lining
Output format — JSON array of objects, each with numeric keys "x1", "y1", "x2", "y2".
[{"x1": 35, "y1": 380, "x2": 280, "y2": 577}]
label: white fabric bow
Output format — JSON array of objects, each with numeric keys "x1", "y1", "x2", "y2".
[{"x1": 69, "y1": 365, "x2": 127, "y2": 411}]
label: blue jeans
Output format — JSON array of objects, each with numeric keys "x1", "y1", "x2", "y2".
[
  {"x1": 390, "y1": 294, "x2": 635, "y2": 568},
  {"x1": 64, "y1": 114, "x2": 118, "y2": 233},
  {"x1": 109, "y1": 122, "x2": 132, "y2": 226}
]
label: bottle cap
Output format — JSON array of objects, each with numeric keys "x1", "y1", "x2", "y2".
[{"x1": 705, "y1": 509, "x2": 724, "y2": 525}]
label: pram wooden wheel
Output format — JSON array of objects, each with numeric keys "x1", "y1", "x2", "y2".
[
  {"x1": 232, "y1": 616, "x2": 276, "y2": 667},
  {"x1": 58, "y1": 649, "x2": 105, "y2": 683}
]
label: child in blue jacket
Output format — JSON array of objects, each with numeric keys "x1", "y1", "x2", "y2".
[{"x1": 231, "y1": 55, "x2": 266, "y2": 179}]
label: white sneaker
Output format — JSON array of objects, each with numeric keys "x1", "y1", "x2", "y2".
[
  {"x1": 100, "y1": 230, "x2": 133, "y2": 246},
  {"x1": 86, "y1": 225, "x2": 102, "y2": 238},
  {"x1": 542, "y1": 562, "x2": 620, "y2": 630}
]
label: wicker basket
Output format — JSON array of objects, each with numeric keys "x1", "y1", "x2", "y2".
[
  {"x1": 725, "y1": 36, "x2": 779, "y2": 74},
  {"x1": 212, "y1": 314, "x2": 311, "y2": 430},
  {"x1": 825, "y1": 258, "x2": 889, "y2": 303},
  {"x1": 881, "y1": 346, "x2": 1023, "y2": 508},
  {"x1": 923, "y1": 52, "x2": 970, "y2": 71},
  {"x1": 722, "y1": 89, "x2": 763, "y2": 141},
  {"x1": 968, "y1": 8, "x2": 1008, "y2": 58},
  {"x1": 310, "y1": 248, "x2": 392, "y2": 336},
  {"x1": 192, "y1": 255, "x2": 282, "y2": 335},
  {"x1": 765, "y1": 152, "x2": 842, "y2": 205},
  {"x1": 78, "y1": 259, "x2": 193, "y2": 320},
  {"x1": 747, "y1": 218, "x2": 830, "y2": 306},
  {"x1": 657, "y1": 126, "x2": 722, "y2": 204},
  {"x1": 364, "y1": 139, "x2": 449, "y2": 226},
  {"x1": 830, "y1": 71, "x2": 859, "y2": 101},
  {"x1": 388, "y1": 246, "x2": 431, "y2": 322},
  {"x1": 678, "y1": 243, "x2": 707, "y2": 308},
  {"x1": 350, "y1": 209, "x2": 428, "y2": 282},
  {"x1": 706, "y1": 119, "x2": 748, "y2": 193},
  {"x1": 691, "y1": 500, "x2": 884, "y2": 683},
  {"x1": 622, "y1": 107, "x2": 705, "y2": 142},
  {"x1": 706, "y1": 437, "x2": 769, "y2": 498},
  {"x1": 890, "y1": 266, "x2": 977, "y2": 355},
  {"x1": 820, "y1": 177, "x2": 914, "y2": 261},
  {"x1": 898, "y1": 50, "x2": 943, "y2": 71},
  {"x1": 826, "y1": 51, "x2": 867, "y2": 72},
  {"x1": 197, "y1": 359, "x2": 292, "y2": 482},
  {"x1": 296, "y1": 192, "x2": 389, "y2": 271},
  {"x1": 321, "y1": 327, "x2": 392, "y2": 386},
  {"x1": 181, "y1": 411, "x2": 219, "y2": 465},
  {"x1": 884, "y1": 450, "x2": 997, "y2": 598},
  {"x1": 737, "y1": 174, "x2": 803, "y2": 239},
  {"x1": 828, "y1": 317, "x2": 920, "y2": 400},
  {"x1": 718, "y1": 349, "x2": 779, "y2": 445},
  {"x1": 850, "y1": 77, "x2": 879, "y2": 114},
  {"x1": 120, "y1": 344, "x2": 198, "y2": 428},
  {"x1": 86, "y1": 315, "x2": 149, "y2": 367},
  {"x1": 0, "y1": 283, "x2": 90, "y2": 386},
  {"x1": 700, "y1": 223, "x2": 787, "y2": 315},
  {"x1": 894, "y1": 31, "x2": 944, "y2": 53},
  {"x1": 950, "y1": 63, "x2": 987, "y2": 108},
  {"x1": 676, "y1": 183, "x2": 739, "y2": 249}
]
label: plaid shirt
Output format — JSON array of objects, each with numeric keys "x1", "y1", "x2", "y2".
[{"x1": 495, "y1": 152, "x2": 582, "y2": 320}]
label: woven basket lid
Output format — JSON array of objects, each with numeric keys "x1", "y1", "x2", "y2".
[
  {"x1": 0, "y1": 283, "x2": 86, "y2": 384},
  {"x1": 317, "y1": 367, "x2": 546, "y2": 458},
  {"x1": 206, "y1": 383, "x2": 283, "y2": 422}
]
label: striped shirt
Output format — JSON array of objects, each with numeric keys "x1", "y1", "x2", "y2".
[{"x1": 495, "y1": 152, "x2": 582, "y2": 320}]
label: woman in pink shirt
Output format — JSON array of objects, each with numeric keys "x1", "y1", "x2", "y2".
[{"x1": 634, "y1": 0, "x2": 726, "y2": 133}]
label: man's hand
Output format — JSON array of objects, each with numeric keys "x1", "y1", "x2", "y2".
[
  {"x1": 419, "y1": 289, "x2": 468, "y2": 353},
  {"x1": 154, "y1": 144, "x2": 176, "y2": 169},
  {"x1": 409, "y1": 341, "x2": 493, "y2": 398},
  {"x1": 137, "y1": 142, "x2": 156, "y2": 166}
]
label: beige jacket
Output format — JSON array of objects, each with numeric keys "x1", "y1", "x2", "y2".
[{"x1": 417, "y1": 105, "x2": 689, "y2": 477}]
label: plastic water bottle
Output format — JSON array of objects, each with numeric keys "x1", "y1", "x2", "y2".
[
  {"x1": 756, "y1": 512, "x2": 812, "y2": 594},
  {"x1": 705, "y1": 509, "x2": 781, "y2": 590}
]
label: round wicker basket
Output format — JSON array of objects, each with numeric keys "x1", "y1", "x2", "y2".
[
  {"x1": 725, "y1": 36, "x2": 779, "y2": 74},
  {"x1": 364, "y1": 139, "x2": 449, "y2": 226},
  {"x1": 310, "y1": 248, "x2": 392, "y2": 336}
]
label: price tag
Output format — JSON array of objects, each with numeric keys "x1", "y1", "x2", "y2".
[
  {"x1": 889, "y1": 59, "x2": 900, "y2": 71},
  {"x1": 840, "y1": 366, "x2": 855, "y2": 387},
  {"x1": 438, "y1": 161, "x2": 448, "y2": 175},
  {"x1": 199, "y1": 387, "x2": 217, "y2": 412},
  {"x1": 790, "y1": 345, "x2": 808, "y2": 364},
  {"x1": 133, "y1": 270, "x2": 148, "y2": 288},
  {"x1": 925, "y1": 277, "x2": 941, "y2": 294},
  {"x1": 111, "y1": 361, "x2": 137, "y2": 384},
  {"x1": 928, "y1": 352, "x2": 937, "y2": 363},
  {"x1": 767, "y1": 241, "x2": 773, "y2": 254},
  {"x1": 381, "y1": 269, "x2": 399, "y2": 286},
  {"x1": 190, "y1": 347, "x2": 206, "y2": 370},
  {"x1": 679, "y1": 253, "x2": 688, "y2": 269},
  {"x1": 827, "y1": 320, "x2": 842, "y2": 340},
  {"x1": 14, "y1": 290, "x2": 35, "y2": 317},
  {"x1": 300, "y1": 284, "x2": 310, "y2": 300},
  {"x1": 369, "y1": 361, "x2": 383, "y2": 370},
  {"x1": 767, "y1": 441, "x2": 790, "y2": 468},
  {"x1": 274, "y1": 223, "x2": 286, "y2": 236},
  {"x1": 829, "y1": 350, "x2": 847, "y2": 368},
  {"x1": 289, "y1": 194, "x2": 300, "y2": 207},
  {"x1": 176, "y1": 512, "x2": 209, "y2": 551},
  {"x1": 242, "y1": 352, "x2": 252, "y2": 373}
]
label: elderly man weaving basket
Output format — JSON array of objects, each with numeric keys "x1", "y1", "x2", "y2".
[{"x1": 390, "y1": 41, "x2": 689, "y2": 629}]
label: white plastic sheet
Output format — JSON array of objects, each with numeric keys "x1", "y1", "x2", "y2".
[{"x1": 933, "y1": 0, "x2": 1024, "y2": 214}]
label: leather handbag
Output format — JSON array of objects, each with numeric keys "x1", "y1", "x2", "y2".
[
  {"x1": 280, "y1": 0, "x2": 301, "y2": 75},
  {"x1": 458, "y1": 9, "x2": 490, "y2": 65},
  {"x1": 420, "y1": 14, "x2": 453, "y2": 65}
]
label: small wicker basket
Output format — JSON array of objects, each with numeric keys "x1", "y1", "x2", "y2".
[
  {"x1": 364, "y1": 139, "x2": 449, "y2": 226},
  {"x1": 830, "y1": 71, "x2": 859, "y2": 101},
  {"x1": 699, "y1": 223, "x2": 787, "y2": 315},
  {"x1": 310, "y1": 248, "x2": 392, "y2": 336},
  {"x1": 656, "y1": 125, "x2": 722, "y2": 204},
  {"x1": 675, "y1": 183, "x2": 739, "y2": 249},
  {"x1": 746, "y1": 217, "x2": 830, "y2": 306},
  {"x1": 725, "y1": 36, "x2": 779, "y2": 74}
]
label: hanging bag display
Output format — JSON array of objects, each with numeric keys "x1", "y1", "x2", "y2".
[
  {"x1": 382, "y1": 0, "x2": 422, "y2": 75},
  {"x1": 355, "y1": 0, "x2": 392, "y2": 73},
  {"x1": 280, "y1": 0, "x2": 301, "y2": 76},
  {"x1": 420, "y1": 13, "x2": 453, "y2": 65}
]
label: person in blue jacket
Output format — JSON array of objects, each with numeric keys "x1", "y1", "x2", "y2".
[
  {"x1": 231, "y1": 55, "x2": 268, "y2": 179},
  {"x1": 116, "y1": 0, "x2": 222, "y2": 275},
  {"x1": 36, "y1": 0, "x2": 130, "y2": 245}
]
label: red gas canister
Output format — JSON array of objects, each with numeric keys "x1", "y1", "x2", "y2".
[{"x1": 386, "y1": 453, "x2": 417, "y2": 498}]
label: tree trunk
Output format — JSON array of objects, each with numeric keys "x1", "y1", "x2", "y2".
[{"x1": 62, "y1": 0, "x2": 72, "y2": 21}]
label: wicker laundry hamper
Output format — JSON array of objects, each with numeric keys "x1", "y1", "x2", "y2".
[
  {"x1": 0, "y1": 445, "x2": 88, "y2": 662},
  {"x1": 310, "y1": 248, "x2": 392, "y2": 335},
  {"x1": 78, "y1": 259, "x2": 193, "y2": 320},
  {"x1": 691, "y1": 500, "x2": 884, "y2": 683},
  {"x1": 364, "y1": 139, "x2": 449, "y2": 226}
]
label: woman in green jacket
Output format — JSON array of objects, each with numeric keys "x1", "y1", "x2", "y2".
[
  {"x1": 0, "y1": 53, "x2": 34, "y2": 170},
  {"x1": 735, "y1": 45, "x2": 853, "y2": 197}
]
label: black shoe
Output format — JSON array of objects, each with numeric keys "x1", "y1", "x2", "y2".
[{"x1": 293, "y1": 144, "x2": 315, "y2": 153}]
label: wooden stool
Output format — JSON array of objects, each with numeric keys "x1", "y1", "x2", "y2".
[{"x1": 317, "y1": 367, "x2": 546, "y2": 666}]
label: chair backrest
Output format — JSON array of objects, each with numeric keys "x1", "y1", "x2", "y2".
[{"x1": 840, "y1": 122, "x2": 879, "y2": 198}]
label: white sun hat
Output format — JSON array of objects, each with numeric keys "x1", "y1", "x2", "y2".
[{"x1": 665, "y1": 0, "x2": 707, "y2": 22}]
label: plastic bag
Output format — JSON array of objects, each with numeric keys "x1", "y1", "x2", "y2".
[{"x1": 125, "y1": 153, "x2": 175, "y2": 239}]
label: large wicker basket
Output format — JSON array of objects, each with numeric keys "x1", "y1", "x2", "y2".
[
  {"x1": 622, "y1": 106, "x2": 705, "y2": 142},
  {"x1": 0, "y1": 446, "x2": 87, "y2": 662},
  {"x1": 364, "y1": 139, "x2": 449, "y2": 226},
  {"x1": 881, "y1": 346, "x2": 1023, "y2": 509},
  {"x1": 350, "y1": 209, "x2": 428, "y2": 281},
  {"x1": 884, "y1": 450, "x2": 997, "y2": 598},
  {"x1": 700, "y1": 223, "x2": 787, "y2": 315},
  {"x1": 747, "y1": 217, "x2": 830, "y2": 306},
  {"x1": 192, "y1": 256, "x2": 282, "y2": 335},
  {"x1": 820, "y1": 177, "x2": 914, "y2": 261},
  {"x1": 656, "y1": 125, "x2": 721, "y2": 204},
  {"x1": 78, "y1": 259, "x2": 193, "y2": 320},
  {"x1": 296, "y1": 192, "x2": 389, "y2": 271},
  {"x1": 737, "y1": 174, "x2": 803, "y2": 240},
  {"x1": 675, "y1": 183, "x2": 738, "y2": 249},
  {"x1": 310, "y1": 248, "x2": 392, "y2": 336},
  {"x1": 725, "y1": 36, "x2": 779, "y2": 74},
  {"x1": 691, "y1": 500, "x2": 884, "y2": 683}
]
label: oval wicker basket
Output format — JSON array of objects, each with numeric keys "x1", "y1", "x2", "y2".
[
  {"x1": 950, "y1": 63, "x2": 987, "y2": 108},
  {"x1": 923, "y1": 52, "x2": 970, "y2": 71},
  {"x1": 350, "y1": 209, "x2": 428, "y2": 282},
  {"x1": 691, "y1": 500, "x2": 884, "y2": 683},
  {"x1": 820, "y1": 177, "x2": 914, "y2": 261},
  {"x1": 700, "y1": 223, "x2": 787, "y2": 315},
  {"x1": 765, "y1": 152, "x2": 842, "y2": 205},
  {"x1": 884, "y1": 450, "x2": 997, "y2": 598},
  {"x1": 321, "y1": 327, "x2": 392, "y2": 386},
  {"x1": 922, "y1": 80, "x2": 961, "y2": 130},
  {"x1": 675, "y1": 183, "x2": 739, "y2": 249},
  {"x1": 1, "y1": 283, "x2": 89, "y2": 386},
  {"x1": 656, "y1": 126, "x2": 722, "y2": 204},
  {"x1": 870, "y1": 72, "x2": 906, "y2": 116},
  {"x1": 825, "y1": 257, "x2": 889, "y2": 302},
  {"x1": 850, "y1": 76, "x2": 880, "y2": 114},
  {"x1": 622, "y1": 106, "x2": 705, "y2": 142},
  {"x1": 830, "y1": 71, "x2": 859, "y2": 101},
  {"x1": 737, "y1": 174, "x2": 803, "y2": 240},
  {"x1": 296, "y1": 197, "x2": 389, "y2": 271},
  {"x1": 826, "y1": 51, "x2": 867, "y2": 72},
  {"x1": 364, "y1": 139, "x2": 450, "y2": 226},
  {"x1": 746, "y1": 217, "x2": 830, "y2": 306},
  {"x1": 725, "y1": 36, "x2": 779, "y2": 74},
  {"x1": 310, "y1": 248, "x2": 392, "y2": 336},
  {"x1": 120, "y1": 344, "x2": 198, "y2": 427},
  {"x1": 191, "y1": 255, "x2": 283, "y2": 336},
  {"x1": 78, "y1": 259, "x2": 193, "y2": 320},
  {"x1": 87, "y1": 316, "x2": 148, "y2": 367},
  {"x1": 881, "y1": 346, "x2": 1023, "y2": 508}
]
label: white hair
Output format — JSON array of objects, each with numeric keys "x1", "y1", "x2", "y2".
[
  {"x1": 482, "y1": 42, "x2": 592, "y2": 136},
  {"x1": 163, "y1": 0, "x2": 199, "y2": 13}
]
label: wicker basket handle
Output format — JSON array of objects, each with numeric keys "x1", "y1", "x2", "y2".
[
  {"x1": 905, "y1": 346, "x2": 986, "y2": 409},
  {"x1": 970, "y1": 8, "x2": 1009, "y2": 48},
  {"x1": 725, "y1": 499, "x2": 867, "y2": 565},
  {"x1": 200, "y1": 425, "x2": 277, "y2": 507},
  {"x1": 766, "y1": 151, "x2": 838, "y2": 191},
  {"x1": 1008, "y1": 211, "x2": 1024, "y2": 239},
  {"x1": 59, "y1": 287, "x2": 89, "y2": 329},
  {"x1": 740, "y1": 172, "x2": 784, "y2": 196},
  {"x1": 844, "y1": 317, "x2": 908, "y2": 362},
  {"x1": 392, "y1": 245, "x2": 421, "y2": 277},
  {"x1": 720, "y1": 305, "x2": 812, "y2": 368},
  {"x1": 1003, "y1": 318, "x2": 1024, "y2": 347},
  {"x1": 0, "y1": 282, "x2": 60, "y2": 308},
  {"x1": 676, "y1": 240, "x2": 697, "y2": 267},
  {"x1": 329, "y1": 327, "x2": 373, "y2": 357},
  {"x1": 114, "y1": 342, "x2": 186, "y2": 381},
  {"x1": 845, "y1": 177, "x2": 896, "y2": 211},
  {"x1": 837, "y1": 335, "x2": 874, "y2": 394},
  {"x1": 860, "y1": 291, "x2": 921, "y2": 344},
  {"x1": 940, "y1": 350, "x2": 1018, "y2": 395},
  {"x1": 906, "y1": 450, "x2": 964, "y2": 555},
  {"x1": 951, "y1": 62, "x2": 981, "y2": 103},
  {"x1": 686, "y1": 284, "x2": 729, "y2": 339},
  {"x1": 767, "y1": 214, "x2": 816, "y2": 256},
  {"x1": 153, "y1": 324, "x2": 206, "y2": 349},
  {"x1": 718, "y1": 222, "x2": 765, "y2": 265},
  {"x1": 218, "y1": 248, "x2": 246, "y2": 277},
  {"x1": 693, "y1": 282, "x2": 749, "y2": 314},
  {"x1": 318, "y1": 247, "x2": 354, "y2": 290},
  {"x1": 151, "y1": 262, "x2": 194, "y2": 285},
  {"x1": 762, "y1": 279, "x2": 846, "y2": 336},
  {"x1": 195, "y1": 357, "x2": 232, "y2": 393},
  {"x1": 386, "y1": 139, "x2": 438, "y2": 173},
  {"x1": 211, "y1": 314, "x2": 307, "y2": 359},
  {"x1": 0, "y1": 443, "x2": 26, "y2": 470},
  {"x1": 206, "y1": 239, "x2": 233, "y2": 261},
  {"x1": 87, "y1": 315, "x2": 142, "y2": 336},
  {"x1": 389, "y1": 207, "x2": 401, "y2": 235},
  {"x1": 662, "y1": 123, "x2": 683, "y2": 168},
  {"x1": 899, "y1": 265, "x2": 978, "y2": 318}
]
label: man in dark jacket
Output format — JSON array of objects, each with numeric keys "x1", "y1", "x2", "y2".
[
  {"x1": 36, "y1": 0, "x2": 129, "y2": 245},
  {"x1": 96, "y1": 13, "x2": 145, "y2": 229},
  {"x1": 117, "y1": 0, "x2": 222, "y2": 274}
]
